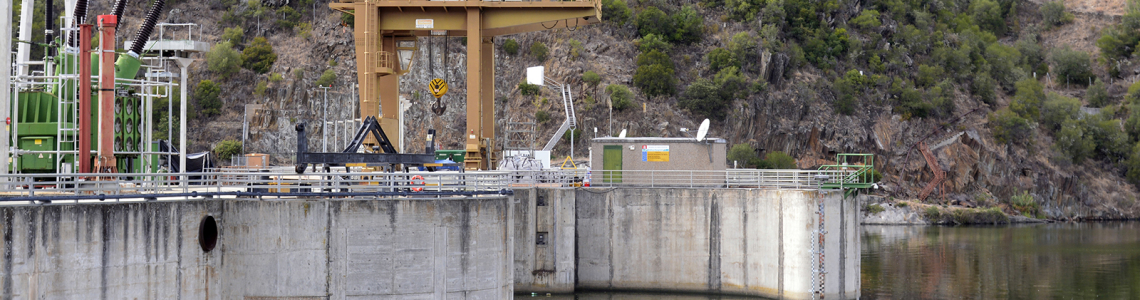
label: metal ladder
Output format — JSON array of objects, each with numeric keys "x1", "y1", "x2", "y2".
[
  {"x1": 56, "y1": 50, "x2": 82, "y2": 174},
  {"x1": 542, "y1": 84, "x2": 576, "y2": 151}
]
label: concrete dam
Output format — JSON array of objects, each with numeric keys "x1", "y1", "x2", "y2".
[{"x1": 0, "y1": 188, "x2": 858, "y2": 299}]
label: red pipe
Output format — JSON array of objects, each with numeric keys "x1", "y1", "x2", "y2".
[
  {"x1": 77, "y1": 24, "x2": 93, "y2": 174},
  {"x1": 95, "y1": 15, "x2": 117, "y2": 172}
]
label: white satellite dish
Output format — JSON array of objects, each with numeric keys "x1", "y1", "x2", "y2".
[
  {"x1": 695, "y1": 119, "x2": 710, "y2": 141},
  {"x1": 618, "y1": 129, "x2": 627, "y2": 138},
  {"x1": 526, "y1": 66, "x2": 545, "y2": 86}
]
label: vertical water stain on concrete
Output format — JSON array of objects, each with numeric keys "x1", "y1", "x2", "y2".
[
  {"x1": 3, "y1": 209, "x2": 14, "y2": 298},
  {"x1": 708, "y1": 193, "x2": 721, "y2": 292}
]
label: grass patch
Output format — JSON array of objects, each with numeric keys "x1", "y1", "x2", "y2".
[
  {"x1": 923, "y1": 205, "x2": 1010, "y2": 225},
  {"x1": 895, "y1": 201, "x2": 909, "y2": 207},
  {"x1": 865, "y1": 204, "x2": 885, "y2": 214}
]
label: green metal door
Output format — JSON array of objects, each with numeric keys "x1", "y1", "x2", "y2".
[{"x1": 602, "y1": 145, "x2": 622, "y2": 183}]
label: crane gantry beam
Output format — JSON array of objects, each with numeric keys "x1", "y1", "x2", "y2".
[{"x1": 330, "y1": 0, "x2": 601, "y2": 170}]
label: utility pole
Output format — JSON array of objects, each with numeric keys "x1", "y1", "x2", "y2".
[
  {"x1": 321, "y1": 85, "x2": 330, "y2": 152},
  {"x1": 173, "y1": 57, "x2": 195, "y2": 182}
]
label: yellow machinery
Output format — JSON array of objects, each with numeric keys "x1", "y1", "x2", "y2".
[{"x1": 330, "y1": 0, "x2": 601, "y2": 170}]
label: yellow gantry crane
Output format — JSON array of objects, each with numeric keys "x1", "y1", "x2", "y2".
[{"x1": 330, "y1": 0, "x2": 601, "y2": 170}]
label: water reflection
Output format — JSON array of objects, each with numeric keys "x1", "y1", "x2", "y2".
[
  {"x1": 862, "y1": 222, "x2": 1140, "y2": 299},
  {"x1": 521, "y1": 292, "x2": 771, "y2": 299}
]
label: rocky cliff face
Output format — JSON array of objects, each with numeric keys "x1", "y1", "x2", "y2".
[{"x1": 106, "y1": 0, "x2": 1140, "y2": 219}]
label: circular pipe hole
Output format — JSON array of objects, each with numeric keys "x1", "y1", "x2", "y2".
[{"x1": 198, "y1": 215, "x2": 217, "y2": 252}]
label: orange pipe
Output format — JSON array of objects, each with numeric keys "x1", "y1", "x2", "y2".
[
  {"x1": 78, "y1": 24, "x2": 92, "y2": 173},
  {"x1": 95, "y1": 15, "x2": 117, "y2": 172}
]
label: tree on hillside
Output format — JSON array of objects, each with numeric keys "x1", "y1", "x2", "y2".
[
  {"x1": 242, "y1": 37, "x2": 277, "y2": 74},
  {"x1": 196, "y1": 80, "x2": 223, "y2": 118},
  {"x1": 207, "y1": 42, "x2": 243, "y2": 79}
]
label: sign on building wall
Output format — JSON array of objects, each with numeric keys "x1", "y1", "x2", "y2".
[
  {"x1": 416, "y1": 19, "x2": 434, "y2": 29},
  {"x1": 642, "y1": 145, "x2": 669, "y2": 162}
]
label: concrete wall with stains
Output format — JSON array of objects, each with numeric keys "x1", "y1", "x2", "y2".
[
  {"x1": 573, "y1": 188, "x2": 859, "y2": 300},
  {"x1": 513, "y1": 189, "x2": 576, "y2": 293},
  {"x1": 0, "y1": 196, "x2": 513, "y2": 300}
]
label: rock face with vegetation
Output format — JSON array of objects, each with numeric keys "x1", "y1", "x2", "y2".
[{"x1": 45, "y1": 0, "x2": 1140, "y2": 219}]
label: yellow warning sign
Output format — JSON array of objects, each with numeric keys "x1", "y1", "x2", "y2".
[
  {"x1": 646, "y1": 151, "x2": 669, "y2": 162},
  {"x1": 429, "y1": 78, "x2": 448, "y2": 98},
  {"x1": 34, "y1": 139, "x2": 42, "y2": 145}
]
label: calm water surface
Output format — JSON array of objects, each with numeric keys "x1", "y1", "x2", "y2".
[
  {"x1": 530, "y1": 222, "x2": 1140, "y2": 300},
  {"x1": 862, "y1": 222, "x2": 1140, "y2": 299}
]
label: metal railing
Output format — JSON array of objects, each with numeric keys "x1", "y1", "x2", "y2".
[
  {"x1": 0, "y1": 171, "x2": 511, "y2": 203},
  {"x1": 504, "y1": 169, "x2": 858, "y2": 189},
  {"x1": 0, "y1": 168, "x2": 867, "y2": 204}
]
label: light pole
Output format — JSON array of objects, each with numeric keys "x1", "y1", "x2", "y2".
[{"x1": 321, "y1": 85, "x2": 330, "y2": 152}]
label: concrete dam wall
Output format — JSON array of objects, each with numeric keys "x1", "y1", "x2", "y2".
[
  {"x1": 0, "y1": 197, "x2": 514, "y2": 299},
  {"x1": 0, "y1": 187, "x2": 858, "y2": 299},
  {"x1": 513, "y1": 188, "x2": 859, "y2": 300}
]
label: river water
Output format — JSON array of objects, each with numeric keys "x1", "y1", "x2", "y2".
[
  {"x1": 862, "y1": 222, "x2": 1140, "y2": 299},
  {"x1": 530, "y1": 222, "x2": 1140, "y2": 299}
]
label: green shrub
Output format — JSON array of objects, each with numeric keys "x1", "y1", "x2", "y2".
[
  {"x1": 850, "y1": 9, "x2": 881, "y2": 30},
  {"x1": 1126, "y1": 105, "x2": 1140, "y2": 140},
  {"x1": 530, "y1": 41, "x2": 549, "y2": 61},
  {"x1": 1085, "y1": 79, "x2": 1109, "y2": 107},
  {"x1": 535, "y1": 110, "x2": 551, "y2": 123},
  {"x1": 637, "y1": 33, "x2": 672, "y2": 54},
  {"x1": 569, "y1": 39, "x2": 584, "y2": 59},
  {"x1": 973, "y1": 72, "x2": 998, "y2": 105},
  {"x1": 727, "y1": 143, "x2": 757, "y2": 167},
  {"x1": 297, "y1": 22, "x2": 312, "y2": 39},
  {"x1": 1041, "y1": 0, "x2": 1075, "y2": 28},
  {"x1": 606, "y1": 84, "x2": 635, "y2": 111},
  {"x1": 635, "y1": 7, "x2": 673, "y2": 38},
  {"x1": 214, "y1": 140, "x2": 243, "y2": 162},
  {"x1": 763, "y1": 151, "x2": 797, "y2": 169},
  {"x1": 969, "y1": 0, "x2": 1005, "y2": 35},
  {"x1": 1011, "y1": 79, "x2": 1046, "y2": 120},
  {"x1": 221, "y1": 26, "x2": 244, "y2": 46},
  {"x1": 916, "y1": 64, "x2": 942, "y2": 87},
  {"x1": 990, "y1": 108, "x2": 1034, "y2": 145},
  {"x1": 726, "y1": 0, "x2": 764, "y2": 22},
  {"x1": 1041, "y1": 92, "x2": 1081, "y2": 131},
  {"x1": 519, "y1": 82, "x2": 541, "y2": 96},
  {"x1": 601, "y1": 0, "x2": 631, "y2": 24},
  {"x1": 728, "y1": 32, "x2": 758, "y2": 66},
  {"x1": 254, "y1": 81, "x2": 268, "y2": 96},
  {"x1": 680, "y1": 78, "x2": 725, "y2": 120},
  {"x1": 634, "y1": 50, "x2": 677, "y2": 97},
  {"x1": 1126, "y1": 142, "x2": 1140, "y2": 185},
  {"x1": 1088, "y1": 117, "x2": 1130, "y2": 159},
  {"x1": 315, "y1": 69, "x2": 337, "y2": 87},
  {"x1": 196, "y1": 80, "x2": 223, "y2": 118},
  {"x1": 242, "y1": 37, "x2": 277, "y2": 74},
  {"x1": 269, "y1": 72, "x2": 284, "y2": 83},
  {"x1": 865, "y1": 204, "x2": 885, "y2": 214},
  {"x1": 985, "y1": 43, "x2": 1025, "y2": 90},
  {"x1": 207, "y1": 42, "x2": 243, "y2": 79},
  {"x1": 1009, "y1": 191, "x2": 1039, "y2": 217},
  {"x1": 1050, "y1": 47, "x2": 1094, "y2": 86},
  {"x1": 503, "y1": 39, "x2": 519, "y2": 55},
  {"x1": 562, "y1": 128, "x2": 580, "y2": 142},
  {"x1": 293, "y1": 68, "x2": 304, "y2": 80},
  {"x1": 924, "y1": 206, "x2": 941, "y2": 220},
  {"x1": 671, "y1": 5, "x2": 704, "y2": 45},
  {"x1": 1057, "y1": 118, "x2": 1096, "y2": 162}
]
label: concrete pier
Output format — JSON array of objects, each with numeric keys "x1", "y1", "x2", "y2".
[
  {"x1": 513, "y1": 188, "x2": 859, "y2": 299},
  {"x1": 0, "y1": 197, "x2": 513, "y2": 299}
]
